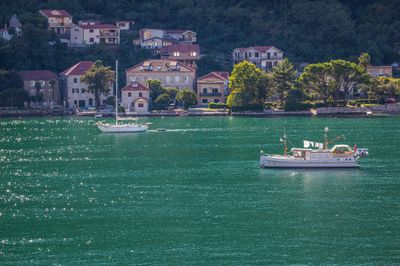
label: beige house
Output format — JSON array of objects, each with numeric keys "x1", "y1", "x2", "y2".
[
  {"x1": 126, "y1": 59, "x2": 196, "y2": 90},
  {"x1": 367, "y1": 66, "x2": 393, "y2": 77},
  {"x1": 19, "y1": 70, "x2": 60, "y2": 107},
  {"x1": 60, "y1": 61, "x2": 109, "y2": 109},
  {"x1": 232, "y1": 46, "x2": 284, "y2": 71},
  {"x1": 70, "y1": 21, "x2": 120, "y2": 46},
  {"x1": 121, "y1": 82, "x2": 149, "y2": 113},
  {"x1": 160, "y1": 44, "x2": 200, "y2": 68},
  {"x1": 39, "y1": 9, "x2": 73, "y2": 42},
  {"x1": 197, "y1": 72, "x2": 229, "y2": 106}
]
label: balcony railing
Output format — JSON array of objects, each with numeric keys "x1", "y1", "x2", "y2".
[
  {"x1": 100, "y1": 32, "x2": 119, "y2": 37},
  {"x1": 199, "y1": 92, "x2": 222, "y2": 97},
  {"x1": 261, "y1": 55, "x2": 282, "y2": 60},
  {"x1": 48, "y1": 22, "x2": 74, "y2": 27}
]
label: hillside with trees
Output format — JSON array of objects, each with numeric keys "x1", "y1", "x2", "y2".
[{"x1": 0, "y1": 0, "x2": 399, "y2": 76}]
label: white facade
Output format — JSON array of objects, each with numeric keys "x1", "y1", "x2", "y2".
[
  {"x1": 65, "y1": 75, "x2": 108, "y2": 109},
  {"x1": 70, "y1": 23, "x2": 120, "y2": 46},
  {"x1": 121, "y1": 83, "x2": 149, "y2": 113},
  {"x1": 233, "y1": 46, "x2": 284, "y2": 70}
]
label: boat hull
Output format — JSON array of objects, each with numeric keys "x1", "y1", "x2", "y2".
[
  {"x1": 260, "y1": 155, "x2": 359, "y2": 168},
  {"x1": 97, "y1": 124, "x2": 148, "y2": 133}
]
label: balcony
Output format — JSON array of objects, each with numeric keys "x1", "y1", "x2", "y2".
[
  {"x1": 100, "y1": 32, "x2": 119, "y2": 37},
  {"x1": 261, "y1": 55, "x2": 282, "y2": 60},
  {"x1": 199, "y1": 92, "x2": 222, "y2": 97},
  {"x1": 48, "y1": 22, "x2": 74, "y2": 28}
]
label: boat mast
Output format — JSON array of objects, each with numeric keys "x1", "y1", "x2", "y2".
[
  {"x1": 115, "y1": 60, "x2": 118, "y2": 125},
  {"x1": 324, "y1": 127, "x2": 329, "y2": 149},
  {"x1": 283, "y1": 129, "x2": 288, "y2": 156}
]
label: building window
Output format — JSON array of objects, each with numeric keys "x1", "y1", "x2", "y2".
[
  {"x1": 191, "y1": 52, "x2": 197, "y2": 57},
  {"x1": 128, "y1": 92, "x2": 132, "y2": 97},
  {"x1": 139, "y1": 92, "x2": 143, "y2": 97},
  {"x1": 89, "y1": 98, "x2": 93, "y2": 106},
  {"x1": 267, "y1": 52, "x2": 271, "y2": 59},
  {"x1": 138, "y1": 103, "x2": 144, "y2": 108},
  {"x1": 185, "y1": 76, "x2": 189, "y2": 82},
  {"x1": 166, "y1": 76, "x2": 171, "y2": 82},
  {"x1": 89, "y1": 37, "x2": 94, "y2": 43},
  {"x1": 249, "y1": 52, "x2": 252, "y2": 57},
  {"x1": 274, "y1": 52, "x2": 277, "y2": 56},
  {"x1": 175, "y1": 76, "x2": 179, "y2": 82},
  {"x1": 212, "y1": 88, "x2": 218, "y2": 94},
  {"x1": 73, "y1": 78, "x2": 77, "y2": 83},
  {"x1": 255, "y1": 52, "x2": 259, "y2": 58},
  {"x1": 89, "y1": 29, "x2": 94, "y2": 33},
  {"x1": 81, "y1": 88, "x2": 85, "y2": 93},
  {"x1": 71, "y1": 88, "x2": 74, "y2": 93},
  {"x1": 74, "y1": 100, "x2": 77, "y2": 106},
  {"x1": 30, "y1": 81, "x2": 35, "y2": 86},
  {"x1": 173, "y1": 52, "x2": 180, "y2": 57},
  {"x1": 202, "y1": 99, "x2": 208, "y2": 104},
  {"x1": 203, "y1": 88, "x2": 207, "y2": 94}
]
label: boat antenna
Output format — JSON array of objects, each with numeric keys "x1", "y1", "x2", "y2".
[
  {"x1": 324, "y1": 127, "x2": 329, "y2": 149},
  {"x1": 115, "y1": 59, "x2": 118, "y2": 125}
]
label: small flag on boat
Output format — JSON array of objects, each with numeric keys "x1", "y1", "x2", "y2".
[{"x1": 353, "y1": 144, "x2": 357, "y2": 153}]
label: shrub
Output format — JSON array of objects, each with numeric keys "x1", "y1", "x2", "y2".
[
  {"x1": 208, "y1": 102, "x2": 229, "y2": 109},
  {"x1": 284, "y1": 101, "x2": 313, "y2": 111}
]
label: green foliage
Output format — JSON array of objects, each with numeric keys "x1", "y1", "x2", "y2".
[
  {"x1": 176, "y1": 88, "x2": 196, "y2": 109},
  {"x1": 0, "y1": 70, "x2": 28, "y2": 107},
  {"x1": 148, "y1": 80, "x2": 165, "y2": 105},
  {"x1": 81, "y1": 60, "x2": 115, "y2": 110},
  {"x1": 154, "y1": 93, "x2": 172, "y2": 110},
  {"x1": 165, "y1": 87, "x2": 179, "y2": 101},
  {"x1": 208, "y1": 102, "x2": 229, "y2": 109},
  {"x1": 228, "y1": 61, "x2": 269, "y2": 106},
  {"x1": 271, "y1": 58, "x2": 297, "y2": 104},
  {"x1": 358, "y1": 52, "x2": 371, "y2": 72}
]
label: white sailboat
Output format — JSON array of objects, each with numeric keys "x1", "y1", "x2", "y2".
[
  {"x1": 260, "y1": 127, "x2": 368, "y2": 168},
  {"x1": 97, "y1": 60, "x2": 148, "y2": 133}
]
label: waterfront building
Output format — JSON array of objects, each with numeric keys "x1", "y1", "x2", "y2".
[
  {"x1": 60, "y1": 61, "x2": 109, "y2": 109},
  {"x1": 232, "y1": 46, "x2": 284, "y2": 71},
  {"x1": 19, "y1": 70, "x2": 60, "y2": 107},
  {"x1": 126, "y1": 59, "x2": 196, "y2": 90},
  {"x1": 39, "y1": 9, "x2": 73, "y2": 42},
  {"x1": 70, "y1": 21, "x2": 120, "y2": 46},
  {"x1": 121, "y1": 81, "x2": 149, "y2": 113},
  {"x1": 366, "y1": 65, "x2": 393, "y2": 77},
  {"x1": 196, "y1": 72, "x2": 229, "y2": 106},
  {"x1": 160, "y1": 44, "x2": 200, "y2": 68}
]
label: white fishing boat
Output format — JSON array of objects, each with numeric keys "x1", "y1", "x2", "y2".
[
  {"x1": 97, "y1": 60, "x2": 148, "y2": 133},
  {"x1": 260, "y1": 127, "x2": 368, "y2": 168}
]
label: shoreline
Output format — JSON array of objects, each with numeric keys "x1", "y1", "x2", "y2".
[{"x1": 1, "y1": 104, "x2": 399, "y2": 118}]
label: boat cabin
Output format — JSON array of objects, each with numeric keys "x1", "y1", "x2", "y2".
[{"x1": 330, "y1": 145, "x2": 353, "y2": 157}]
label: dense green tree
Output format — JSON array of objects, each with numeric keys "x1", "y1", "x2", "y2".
[
  {"x1": 81, "y1": 60, "x2": 115, "y2": 110},
  {"x1": 165, "y1": 87, "x2": 179, "y2": 102},
  {"x1": 0, "y1": 69, "x2": 28, "y2": 107},
  {"x1": 154, "y1": 93, "x2": 172, "y2": 110},
  {"x1": 299, "y1": 63, "x2": 332, "y2": 104},
  {"x1": 271, "y1": 58, "x2": 296, "y2": 105},
  {"x1": 228, "y1": 61, "x2": 269, "y2": 106},
  {"x1": 176, "y1": 88, "x2": 196, "y2": 109},
  {"x1": 147, "y1": 80, "x2": 165, "y2": 107},
  {"x1": 358, "y1": 53, "x2": 371, "y2": 72}
]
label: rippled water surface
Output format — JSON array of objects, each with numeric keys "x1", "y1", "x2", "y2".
[{"x1": 1, "y1": 116, "x2": 400, "y2": 264}]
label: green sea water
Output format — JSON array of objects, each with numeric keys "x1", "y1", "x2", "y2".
[{"x1": 0, "y1": 116, "x2": 399, "y2": 264}]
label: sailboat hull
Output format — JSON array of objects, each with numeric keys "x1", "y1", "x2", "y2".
[{"x1": 97, "y1": 123, "x2": 148, "y2": 133}]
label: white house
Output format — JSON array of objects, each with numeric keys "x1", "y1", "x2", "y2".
[
  {"x1": 60, "y1": 61, "x2": 110, "y2": 109},
  {"x1": 232, "y1": 46, "x2": 284, "y2": 71},
  {"x1": 121, "y1": 81, "x2": 149, "y2": 113},
  {"x1": 70, "y1": 21, "x2": 120, "y2": 46}
]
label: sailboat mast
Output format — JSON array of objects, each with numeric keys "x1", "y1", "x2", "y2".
[
  {"x1": 115, "y1": 60, "x2": 118, "y2": 125},
  {"x1": 283, "y1": 129, "x2": 288, "y2": 156}
]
